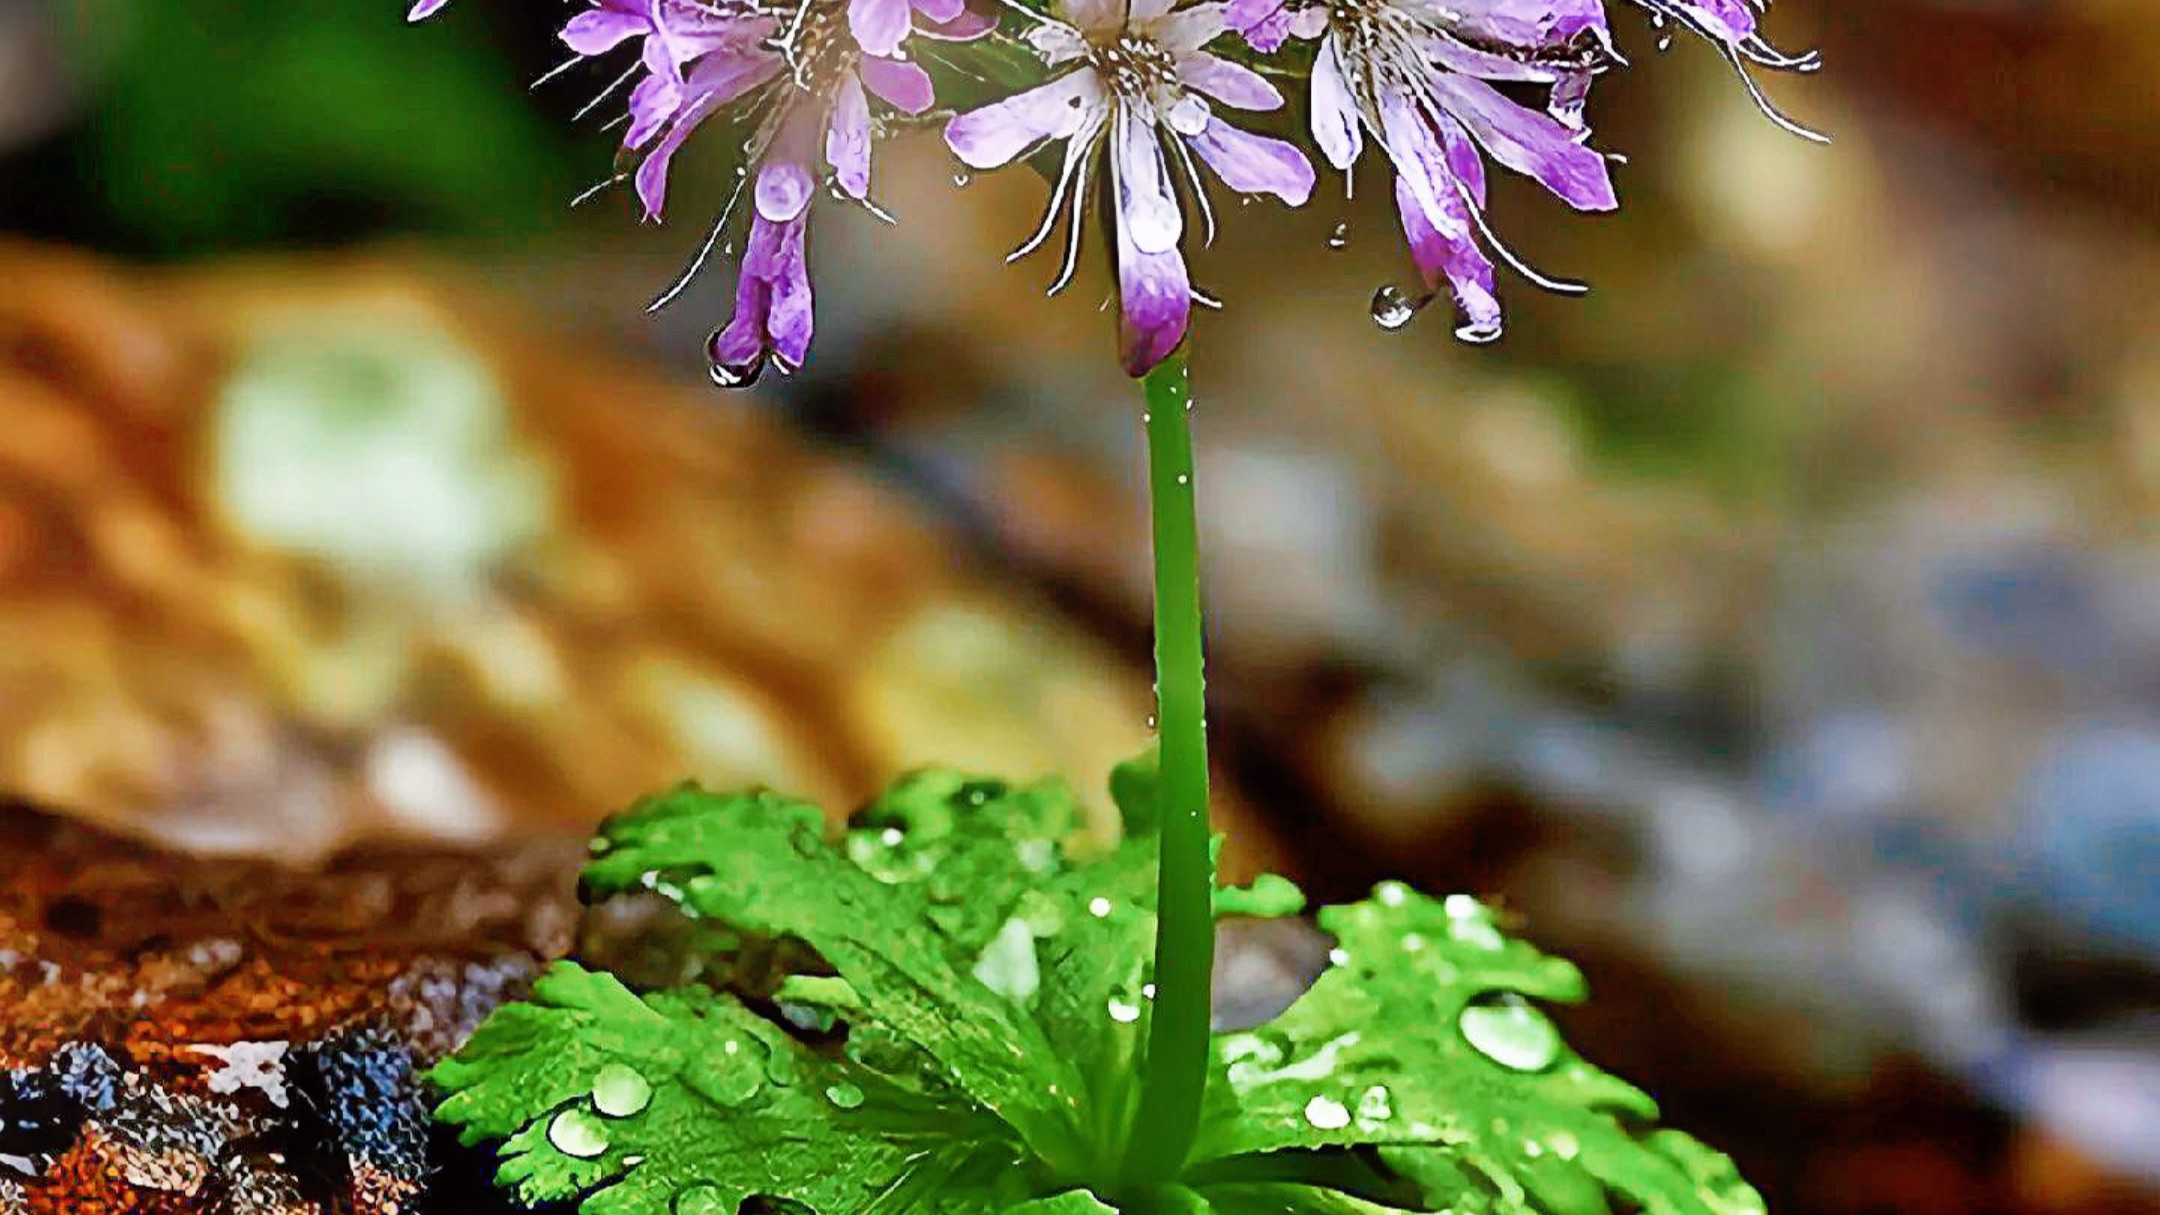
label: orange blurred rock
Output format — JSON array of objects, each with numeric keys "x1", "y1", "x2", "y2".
[{"x1": 0, "y1": 241, "x2": 1272, "y2": 872}]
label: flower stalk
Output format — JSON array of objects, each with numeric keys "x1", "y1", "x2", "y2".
[{"x1": 1122, "y1": 350, "x2": 1213, "y2": 1185}]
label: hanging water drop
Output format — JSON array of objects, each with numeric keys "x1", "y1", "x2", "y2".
[
  {"x1": 1458, "y1": 993, "x2": 1562, "y2": 1072},
  {"x1": 825, "y1": 1082, "x2": 866, "y2": 1109},
  {"x1": 706, "y1": 334, "x2": 767, "y2": 390},
  {"x1": 1326, "y1": 222, "x2": 1350, "y2": 250},
  {"x1": 674, "y1": 1184, "x2": 731, "y2": 1215},
  {"x1": 1356, "y1": 1085, "x2": 1393, "y2": 1122},
  {"x1": 1303, "y1": 1095, "x2": 1352, "y2": 1130},
  {"x1": 592, "y1": 1064, "x2": 654, "y2": 1118},
  {"x1": 548, "y1": 1107, "x2": 611, "y2": 1158},
  {"x1": 1455, "y1": 318, "x2": 1503, "y2": 345},
  {"x1": 953, "y1": 171, "x2": 972, "y2": 187},
  {"x1": 1370, "y1": 285, "x2": 1433, "y2": 331}
]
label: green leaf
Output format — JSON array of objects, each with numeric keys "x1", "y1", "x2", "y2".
[
  {"x1": 578, "y1": 783, "x2": 1094, "y2": 1171},
  {"x1": 1191, "y1": 882, "x2": 1764, "y2": 1215},
  {"x1": 431, "y1": 961, "x2": 1025, "y2": 1214}
]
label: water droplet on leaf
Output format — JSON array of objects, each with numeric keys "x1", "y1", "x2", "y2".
[
  {"x1": 1107, "y1": 998, "x2": 1142, "y2": 1024},
  {"x1": 1356, "y1": 1085, "x2": 1393, "y2": 1122},
  {"x1": 1088, "y1": 897, "x2": 1112, "y2": 918},
  {"x1": 1459, "y1": 993, "x2": 1562, "y2": 1072},
  {"x1": 592, "y1": 1064, "x2": 653, "y2": 1118},
  {"x1": 675, "y1": 1184, "x2": 732, "y2": 1215},
  {"x1": 549, "y1": 1107, "x2": 610, "y2": 1158},
  {"x1": 1303, "y1": 1095, "x2": 1352, "y2": 1130},
  {"x1": 825, "y1": 1082, "x2": 866, "y2": 1109}
]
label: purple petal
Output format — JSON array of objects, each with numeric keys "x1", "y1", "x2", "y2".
[
  {"x1": 1438, "y1": 114, "x2": 1488, "y2": 208},
  {"x1": 945, "y1": 70, "x2": 1103, "y2": 169},
  {"x1": 826, "y1": 72, "x2": 872, "y2": 199},
  {"x1": 1429, "y1": 75, "x2": 1616, "y2": 210},
  {"x1": 1177, "y1": 52, "x2": 1282, "y2": 111},
  {"x1": 1115, "y1": 213, "x2": 1191, "y2": 377},
  {"x1": 914, "y1": 0, "x2": 966, "y2": 23},
  {"x1": 756, "y1": 157, "x2": 816, "y2": 223},
  {"x1": 849, "y1": 0, "x2": 914, "y2": 58},
  {"x1": 765, "y1": 215, "x2": 815, "y2": 369},
  {"x1": 1224, "y1": 0, "x2": 1290, "y2": 52},
  {"x1": 407, "y1": 0, "x2": 448, "y2": 21},
  {"x1": 1113, "y1": 105, "x2": 1182, "y2": 254},
  {"x1": 859, "y1": 56, "x2": 936, "y2": 114},
  {"x1": 1309, "y1": 36, "x2": 1363, "y2": 171},
  {"x1": 1153, "y1": 3, "x2": 1227, "y2": 54},
  {"x1": 1377, "y1": 86, "x2": 1451, "y2": 232},
  {"x1": 633, "y1": 48, "x2": 782, "y2": 220},
  {"x1": 626, "y1": 73, "x2": 679, "y2": 149},
  {"x1": 1669, "y1": 0, "x2": 1757, "y2": 43},
  {"x1": 1188, "y1": 119, "x2": 1314, "y2": 204},
  {"x1": 920, "y1": 4, "x2": 998, "y2": 40},
  {"x1": 1394, "y1": 172, "x2": 1500, "y2": 342},
  {"x1": 560, "y1": 9, "x2": 649, "y2": 55},
  {"x1": 1127, "y1": 0, "x2": 1180, "y2": 25}
]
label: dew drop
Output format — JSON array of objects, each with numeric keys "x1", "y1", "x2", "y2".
[
  {"x1": 1175, "y1": 473, "x2": 1190, "y2": 486},
  {"x1": 592, "y1": 1064, "x2": 653, "y2": 1118},
  {"x1": 1326, "y1": 222, "x2": 1350, "y2": 250},
  {"x1": 1443, "y1": 894, "x2": 1506, "y2": 950},
  {"x1": 953, "y1": 171, "x2": 972, "y2": 187},
  {"x1": 1370, "y1": 285, "x2": 1434, "y2": 331},
  {"x1": 1356, "y1": 1085, "x2": 1393, "y2": 1122},
  {"x1": 1328, "y1": 947, "x2": 1351, "y2": 967},
  {"x1": 674, "y1": 1184, "x2": 732, "y2": 1215},
  {"x1": 1303, "y1": 1095, "x2": 1352, "y2": 1130},
  {"x1": 706, "y1": 334, "x2": 766, "y2": 390},
  {"x1": 1146, "y1": 713, "x2": 1159, "y2": 730},
  {"x1": 1455, "y1": 318, "x2": 1503, "y2": 345},
  {"x1": 548, "y1": 1107, "x2": 611, "y2": 1159},
  {"x1": 1087, "y1": 897, "x2": 1113, "y2": 918},
  {"x1": 1107, "y1": 998, "x2": 1142, "y2": 1024},
  {"x1": 825, "y1": 1082, "x2": 866, "y2": 1109},
  {"x1": 1458, "y1": 993, "x2": 1562, "y2": 1072}
]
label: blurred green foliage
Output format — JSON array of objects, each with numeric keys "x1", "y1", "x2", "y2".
[{"x1": 24, "y1": 0, "x2": 583, "y2": 256}]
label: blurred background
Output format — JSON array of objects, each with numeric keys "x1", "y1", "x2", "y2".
[{"x1": 3, "y1": 0, "x2": 2158, "y2": 1212}]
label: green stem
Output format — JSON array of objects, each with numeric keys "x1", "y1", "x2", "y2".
[{"x1": 1121, "y1": 351, "x2": 1213, "y2": 1186}]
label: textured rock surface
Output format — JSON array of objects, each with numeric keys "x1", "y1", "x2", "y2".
[{"x1": 0, "y1": 802, "x2": 581, "y2": 1212}]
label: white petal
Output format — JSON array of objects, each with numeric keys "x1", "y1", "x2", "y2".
[
  {"x1": 1309, "y1": 34, "x2": 1364, "y2": 171},
  {"x1": 1114, "y1": 105, "x2": 1183, "y2": 254},
  {"x1": 944, "y1": 71, "x2": 1106, "y2": 169}
]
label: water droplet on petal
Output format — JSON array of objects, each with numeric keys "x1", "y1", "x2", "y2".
[
  {"x1": 1455, "y1": 318, "x2": 1503, "y2": 345},
  {"x1": 1370, "y1": 285, "x2": 1434, "y2": 331},
  {"x1": 592, "y1": 1064, "x2": 653, "y2": 1118},
  {"x1": 674, "y1": 1184, "x2": 732, "y2": 1215},
  {"x1": 1459, "y1": 993, "x2": 1562, "y2": 1072},
  {"x1": 548, "y1": 1107, "x2": 611, "y2": 1158},
  {"x1": 825, "y1": 1082, "x2": 866, "y2": 1109},
  {"x1": 1303, "y1": 1095, "x2": 1352, "y2": 1130},
  {"x1": 706, "y1": 334, "x2": 766, "y2": 390},
  {"x1": 1326, "y1": 221, "x2": 1350, "y2": 250}
]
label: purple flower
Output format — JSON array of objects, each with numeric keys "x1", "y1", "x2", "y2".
[
  {"x1": 1229, "y1": 0, "x2": 1619, "y2": 341},
  {"x1": 1627, "y1": 1, "x2": 1823, "y2": 138},
  {"x1": 548, "y1": 0, "x2": 961, "y2": 382},
  {"x1": 945, "y1": 0, "x2": 1316, "y2": 376},
  {"x1": 406, "y1": 0, "x2": 448, "y2": 20}
]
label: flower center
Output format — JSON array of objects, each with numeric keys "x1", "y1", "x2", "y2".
[
  {"x1": 771, "y1": 0, "x2": 858, "y2": 89},
  {"x1": 1088, "y1": 34, "x2": 1180, "y2": 101}
]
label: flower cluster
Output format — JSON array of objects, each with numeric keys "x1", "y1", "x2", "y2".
[{"x1": 412, "y1": 0, "x2": 1814, "y2": 377}]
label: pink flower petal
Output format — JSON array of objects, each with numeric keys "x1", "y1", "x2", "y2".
[
  {"x1": 1394, "y1": 172, "x2": 1500, "y2": 342},
  {"x1": 407, "y1": 0, "x2": 449, "y2": 22},
  {"x1": 1177, "y1": 52, "x2": 1282, "y2": 111},
  {"x1": 914, "y1": 0, "x2": 967, "y2": 24},
  {"x1": 1188, "y1": 118, "x2": 1314, "y2": 204},
  {"x1": 1153, "y1": 3, "x2": 1227, "y2": 53},
  {"x1": 756, "y1": 157, "x2": 816, "y2": 223},
  {"x1": 945, "y1": 70, "x2": 1103, "y2": 169},
  {"x1": 859, "y1": 56, "x2": 936, "y2": 114},
  {"x1": 826, "y1": 72, "x2": 873, "y2": 199}
]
